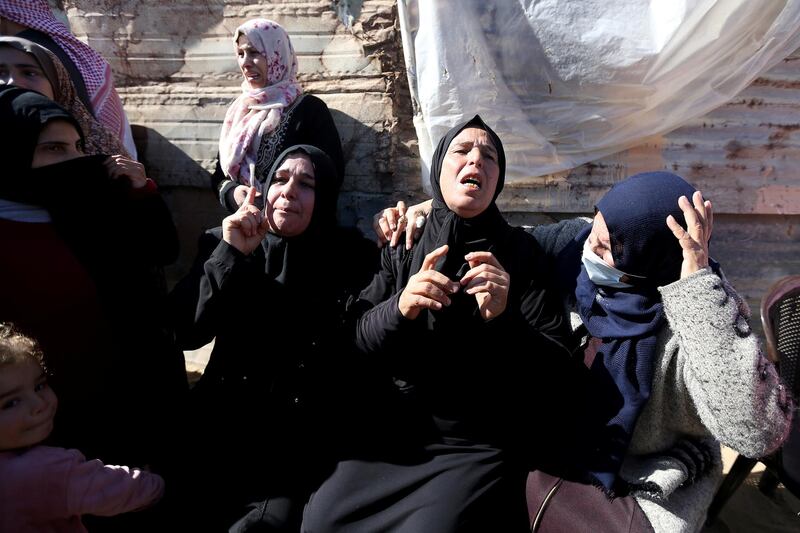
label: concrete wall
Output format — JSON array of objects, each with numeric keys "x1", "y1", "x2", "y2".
[{"x1": 62, "y1": 0, "x2": 799, "y2": 331}]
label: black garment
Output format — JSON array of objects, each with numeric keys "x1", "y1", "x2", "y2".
[
  {"x1": 170, "y1": 145, "x2": 378, "y2": 531},
  {"x1": 303, "y1": 116, "x2": 573, "y2": 533},
  {"x1": 0, "y1": 87, "x2": 186, "y2": 469},
  {"x1": 212, "y1": 94, "x2": 344, "y2": 212},
  {"x1": 17, "y1": 28, "x2": 94, "y2": 116}
]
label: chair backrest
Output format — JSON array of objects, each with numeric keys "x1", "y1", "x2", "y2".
[{"x1": 761, "y1": 275, "x2": 800, "y2": 399}]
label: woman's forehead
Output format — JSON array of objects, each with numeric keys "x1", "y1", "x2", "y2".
[
  {"x1": 0, "y1": 44, "x2": 37, "y2": 63},
  {"x1": 449, "y1": 127, "x2": 495, "y2": 148},
  {"x1": 278, "y1": 152, "x2": 314, "y2": 172}
]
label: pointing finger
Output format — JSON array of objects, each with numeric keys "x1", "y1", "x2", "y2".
[{"x1": 421, "y1": 244, "x2": 448, "y2": 271}]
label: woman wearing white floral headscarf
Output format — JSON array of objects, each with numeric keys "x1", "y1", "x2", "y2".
[{"x1": 213, "y1": 18, "x2": 344, "y2": 212}]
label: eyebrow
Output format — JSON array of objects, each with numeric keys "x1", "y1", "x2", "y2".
[
  {"x1": 36, "y1": 140, "x2": 73, "y2": 147},
  {"x1": 275, "y1": 170, "x2": 315, "y2": 181},
  {"x1": 454, "y1": 141, "x2": 497, "y2": 154},
  {"x1": 0, "y1": 385, "x2": 22, "y2": 401},
  {"x1": 0, "y1": 61, "x2": 43, "y2": 70}
]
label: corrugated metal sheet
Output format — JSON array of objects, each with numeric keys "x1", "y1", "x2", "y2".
[{"x1": 498, "y1": 48, "x2": 800, "y2": 217}]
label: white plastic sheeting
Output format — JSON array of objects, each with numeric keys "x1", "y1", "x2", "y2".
[{"x1": 398, "y1": 0, "x2": 800, "y2": 190}]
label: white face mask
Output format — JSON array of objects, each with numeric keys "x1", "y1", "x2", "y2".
[{"x1": 581, "y1": 238, "x2": 636, "y2": 289}]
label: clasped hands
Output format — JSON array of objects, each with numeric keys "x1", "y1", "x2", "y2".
[{"x1": 399, "y1": 244, "x2": 509, "y2": 322}]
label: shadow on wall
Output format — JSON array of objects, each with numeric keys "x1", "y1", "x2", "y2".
[
  {"x1": 331, "y1": 108, "x2": 423, "y2": 234},
  {"x1": 132, "y1": 125, "x2": 211, "y2": 188},
  {"x1": 132, "y1": 124, "x2": 227, "y2": 289}
]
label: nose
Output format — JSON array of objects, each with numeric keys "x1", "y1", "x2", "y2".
[
  {"x1": 30, "y1": 392, "x2": 49, "y2": 415},
  {"x1": 241, "y1": 52, "x2": 254, "y2": 67},
  {"x1": 282, "y1": 178, "x2": 298, "y2": 200},
  {"x1": 467, "y1": 146, "x2": 483, "y2": 168}
]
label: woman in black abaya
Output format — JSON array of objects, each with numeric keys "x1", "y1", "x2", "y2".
[
  {"x1": 302, "y1": 116, "x2": 573, "y2": 533},
  {"x1": 171, "y1": 144, "x2": 378, "y2": 531}
]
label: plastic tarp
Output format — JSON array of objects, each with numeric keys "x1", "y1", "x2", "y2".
[{"x1": 398, "y1": 0, "x2": 800, "y2": 191}]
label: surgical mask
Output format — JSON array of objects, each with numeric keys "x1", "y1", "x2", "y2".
[{"x1": 581, "y1": 237, "x2": 635, "y2": 289}]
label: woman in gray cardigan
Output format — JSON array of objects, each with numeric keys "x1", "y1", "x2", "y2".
[
  {"x1": 378, "y1": 171, "x2": 793, "y2": 532},
  {"x1": 526, "y1": 171, "x2": 793, "y2": 532}
]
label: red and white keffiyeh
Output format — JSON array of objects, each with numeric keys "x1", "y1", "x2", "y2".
[
  {"x1": 0, "y1": 0, "x2": 131, "y2": 152},
  {"x1": 218, "y1": 18, "x2": 302, "y2": 188}
]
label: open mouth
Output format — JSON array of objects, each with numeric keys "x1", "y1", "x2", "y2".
[{"x1": 460, "y1": 174, "x2": 482, "y2": 190}]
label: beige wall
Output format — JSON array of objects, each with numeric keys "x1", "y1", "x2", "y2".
[{"x1": 63, "y1": 0, "x2": 799, "y2": 329}]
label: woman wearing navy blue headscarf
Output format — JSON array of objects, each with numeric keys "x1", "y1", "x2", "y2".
[{"x1": 527, "y1": 172, "x2": 793, "y2": 532}]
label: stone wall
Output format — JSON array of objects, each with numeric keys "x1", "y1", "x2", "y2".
[{"x1": 63, "y1": 0, "x2": 422, "y2": 280}]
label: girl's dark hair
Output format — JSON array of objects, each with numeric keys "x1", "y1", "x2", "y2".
[{"x1": 0, "y1": 323, "x2": 45, "y2": 370}]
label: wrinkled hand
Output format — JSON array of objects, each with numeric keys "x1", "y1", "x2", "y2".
[
  {"x1": 460, "y1": 251, "x2": 509, "y2": 321},
  {"x1": 666, "y1": 190, "x2": 713, "y2": 279},
  {"x1": 222, "y1": 186, "x2": 269, "y2": 255},
  {"x1": 373, "y1": 199, "x2": 433, "y2": 250},
  {"x1": 398, "y1": 245, "x2": 460, "y2": 320},
  {"x1": 104, "y1": 155, "x2": 148, "y2": 188}
]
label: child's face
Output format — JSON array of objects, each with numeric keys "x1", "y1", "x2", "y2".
[{"x1": 0, "y1": 359, "x2": 57, "y2": 451}]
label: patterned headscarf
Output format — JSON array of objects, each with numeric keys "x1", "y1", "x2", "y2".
[
  {"x1": 0, "y1": 0, "x2": 129, "y2": 147},
  {"x1": 218, "y1": 18, "x2": 302, "y2": 189},
  {"x1": 0, "y1": 36, "x2": 128, "y2": 157}
]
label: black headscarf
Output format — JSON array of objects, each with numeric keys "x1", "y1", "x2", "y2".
[
  {"x1": 407, "y1": 114, "x2": 514, "y2": 331},
  {"x1": 410, "y1": 115, "x2": 509, "y2": 276},
  {"x1": 0, "y1": 85, "x2": 131, "y2": 263},
  {"x1": 260, "y1": 144, "x2": 341, "y2": 291},
  {"x1": 0, "y1": 84, "x2": 82, "y2": 177},
  {"x1": 574, "y1": 171, "x2": 698, "y2": 493}
]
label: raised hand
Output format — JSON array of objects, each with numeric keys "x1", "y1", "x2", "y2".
[
  {"x1": 666, "y1": 190, "x2": 713, "y2": 279},
  {"x1": 398, "y1": 244, "x2": 460, "y2": 320},
  {"x1": 372, "y1": 199, "x2": 433, "y2": 249},
  {"x1": 222, "y1": 186, "x2": 269, "y2": 255},
  {"x1": 460, "y1": 251, "x2": 510, "y2": 321},
  {"x1": 104, "y1": 155, "x2": 148, "y2": 188},
  {"x1": 373, "y1": 200, "x2": 407, "y2": 247}
]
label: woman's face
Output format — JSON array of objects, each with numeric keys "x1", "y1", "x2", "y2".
[
  {"x1": 439, "y1": 127, "x2": 500, "y2": 218},
  {"x1": 0, "y1": 46, "x2": 54, "y2": 99},
  {"x1": 31, "y1": 119, "x2": 83, "y2": 168},
  {"x1": 266, "y1": 152, "x2": 316, "y2": 237},
  {"x1": 587, "y1": 211, "x2": 616, "y2": 267},
  {"x1": 236, "y1": 34, "x2": 268, "y2": 90}
]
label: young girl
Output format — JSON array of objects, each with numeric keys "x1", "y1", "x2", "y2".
[{"x1": 0, "y1": 323, "x2": 165, "y2": 532}]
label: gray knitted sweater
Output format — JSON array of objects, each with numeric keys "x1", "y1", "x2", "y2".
[{"x1": 531, "y1": 219, "x2": 794, "y2": 532}]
